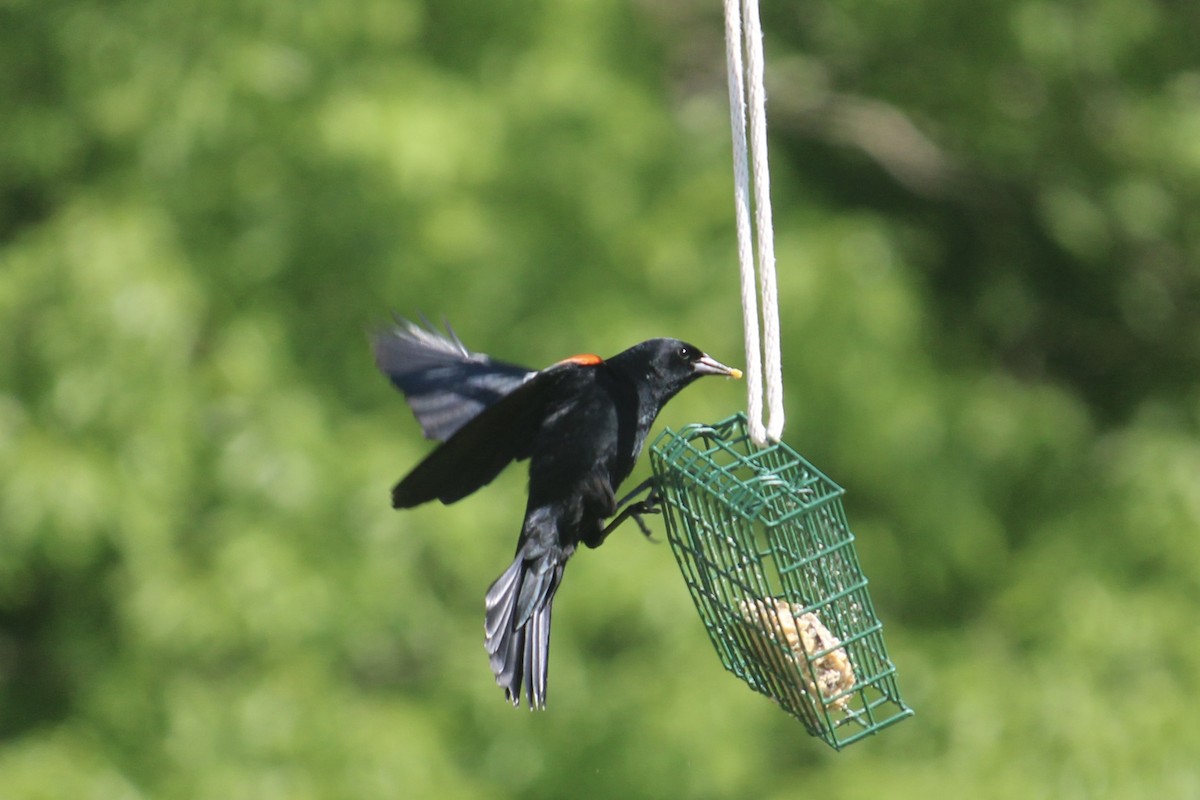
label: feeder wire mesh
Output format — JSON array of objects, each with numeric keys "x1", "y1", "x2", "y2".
[{"x1": 649, "y1": 413, "x2": 913, "y2": 749}]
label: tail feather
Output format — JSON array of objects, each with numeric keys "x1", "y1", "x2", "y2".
[
  {"x1": 484, "y1": 559, "x2": 522, "y2": 685},
  {"x1": 524, "y1": 600, "x2": 552, "y2": 708},
  {"x1": 484, "y1": 552, "x2": 564, "y2": 709}
]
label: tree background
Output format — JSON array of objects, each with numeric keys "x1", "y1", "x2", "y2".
[{"x1": 3, "y1": 0, "x2": 1199, "y2": 797}]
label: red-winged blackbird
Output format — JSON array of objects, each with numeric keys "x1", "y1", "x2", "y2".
[{"x1": 373, "y1": 318, "x2": 741, "y2": 708}]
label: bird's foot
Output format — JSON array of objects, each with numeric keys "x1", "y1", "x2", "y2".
[
  {"x1": 627, "y1": 499, "x2": 662, "y2": 542},
  {"x1": 599, "y1": 479, "x2": 662, "y2": 543}
]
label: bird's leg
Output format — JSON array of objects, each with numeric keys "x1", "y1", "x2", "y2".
[
  {"x1": 599, "y1": 477, "x2": 662, "y2": 542},
  {"x1": 614, "y1": 476, "x2": 657, "y2": 510}
]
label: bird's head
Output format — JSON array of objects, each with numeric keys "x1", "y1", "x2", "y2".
[
  {"x1": 610, "y1": 338, "x2": 742, "y2": 408},
  {"x1": 664, "y1": 339, "x2": 743, "y2": 381}
]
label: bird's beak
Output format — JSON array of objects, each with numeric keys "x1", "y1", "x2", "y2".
[{"x1": 695, "y1": 354, "x2": 743, "y2": 379}]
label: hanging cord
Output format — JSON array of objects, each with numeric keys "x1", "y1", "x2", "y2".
[{"x1": 725, "y1": 0, "x2": 784, "y2": 445}]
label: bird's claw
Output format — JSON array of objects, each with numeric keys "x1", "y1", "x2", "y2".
[
  {"x1": 597, "y1": 479, "x2": 663, "y2": 545},
  {"x1": 627, "y1": 500, "x2": 662, "y2": 542}
]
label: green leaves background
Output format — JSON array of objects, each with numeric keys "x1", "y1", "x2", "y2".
[{"x1": 2, "y1": 1, "x2": 1198, "y2": 797}]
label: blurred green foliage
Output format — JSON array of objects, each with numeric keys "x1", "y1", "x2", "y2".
[{"x1": 3, "y1": 0, "x2": 1199, "y2": 797}]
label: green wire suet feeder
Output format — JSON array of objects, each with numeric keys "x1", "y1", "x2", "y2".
[{"x1": 650, "y1": 413, "x2": 913, "y2": 749}]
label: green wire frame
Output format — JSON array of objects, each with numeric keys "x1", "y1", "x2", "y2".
[{"x1": 649, "y1": 413, "x2": 913, "y2": 750}]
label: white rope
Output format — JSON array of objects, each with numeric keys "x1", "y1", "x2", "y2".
[
  {"x1": 724, "y1": 0, "x2": 763, "y2": 444},
  {"x1": 725, "y1": 0, "x2": 784, "y2": 445}
]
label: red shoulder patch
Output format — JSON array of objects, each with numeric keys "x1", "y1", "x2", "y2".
[{"x1": 554, "y1": 353, "x2": 603, "y2": 367}]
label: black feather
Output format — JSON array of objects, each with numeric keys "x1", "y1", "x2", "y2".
[
  {"x1": 390, "y1": 366, "x2": 574, "y2": 508},
  {"x1": 372, "y1": 318, "x2": 533, "y2": 441}
]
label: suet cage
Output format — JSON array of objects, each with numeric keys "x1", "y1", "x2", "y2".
[{"x1": 649, "y1": 413, "x2": 913, "y2": 750}]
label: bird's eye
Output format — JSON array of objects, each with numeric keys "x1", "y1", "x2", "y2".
[{"x1": 677, "y1": 345, "x2": 692, "y2": 360}]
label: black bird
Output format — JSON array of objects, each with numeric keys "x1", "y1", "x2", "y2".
[{"x1": 373, "y1": 318, "x2": 741, "y2": 708}]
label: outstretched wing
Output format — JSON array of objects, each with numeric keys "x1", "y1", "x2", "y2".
[
  {"x1": 372, "y1": 317, "x2": 534, "y2": 441},
  {"x1": 391, "y1": 365, "x2": 582, "y2": 509}
]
